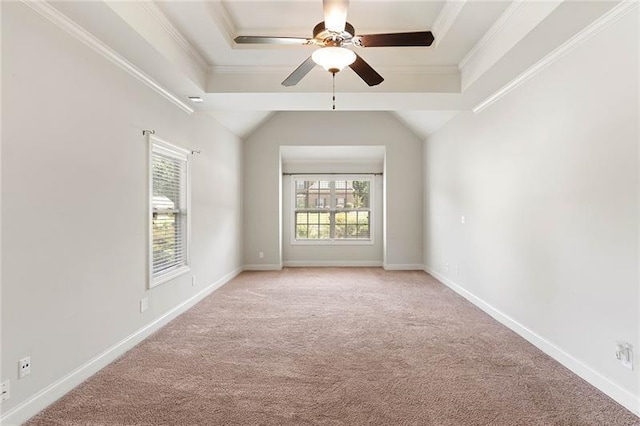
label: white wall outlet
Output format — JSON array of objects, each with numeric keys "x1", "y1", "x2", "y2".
[
  {"x1": 1, "y1": 380, "x2": 9, "y2": 402},
  {"x1": 18, "y1": 357, "x2": 31, "y2": 379},
  {"x1": 259, "y1": 251, "x2": 264, "y2": 259},
  {"x1": 616, "y1": 342, "x2": 633, "y2": 370},
  {"x1": 140, "y1": 297, "x2": 149, "y2": 313},
  {"x1": 461, "y1": 215, "x2": 466, "y2": 224},
  {"x1": 192, "y1": 276, "x2": 196, "y2": 286}
]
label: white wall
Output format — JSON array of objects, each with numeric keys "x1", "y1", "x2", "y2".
[
  {"x1": 243, "y1": 111, "x2": 423, "y2": 269},
  {"x1": 424, "y1": 11, "x2": 638, "y2": 412},
  {"x1": 1, "y1": 3, "x2": 243, "y2": 423}
]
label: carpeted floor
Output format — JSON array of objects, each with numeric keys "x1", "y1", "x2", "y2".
[{"x1": 27, "y1": 268, "x2": 639, "y2": 425}]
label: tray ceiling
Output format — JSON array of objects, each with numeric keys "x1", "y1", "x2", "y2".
[{"x1": 38, "y1": 1, "x2": 623, "y2": 138}]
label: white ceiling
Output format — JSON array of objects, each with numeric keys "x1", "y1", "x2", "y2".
[{"x1": 46, "y1": 1, "x2": 622, "y2": 138}]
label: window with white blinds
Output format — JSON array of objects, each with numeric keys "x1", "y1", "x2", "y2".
[{"x1": 149, "y1": 136, "x2": 191, "y2": 288}]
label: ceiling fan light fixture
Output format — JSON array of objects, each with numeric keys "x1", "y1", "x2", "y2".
[{"x1": 312, "y1": 47, "x2": 356, "y2": 73}]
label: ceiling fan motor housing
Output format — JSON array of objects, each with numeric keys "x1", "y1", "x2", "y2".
[{"x1": 313, "y1": 21, "x2": 355, "y2": 46}]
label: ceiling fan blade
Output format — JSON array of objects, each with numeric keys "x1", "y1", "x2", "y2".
[
  {"x1": 323, "y1": 0, "x2": 349, "y2": 32},
  {"x1": 354, "y1": 31, "x2": 434, "y2": 47},
  {"x1": 234, "y1": 36, "x2": 311, "y2": 45},
  {"x1": 282, "y1": 56, "x2": 317, "y2": 87},
  {"x1": 349, "y1": 54, "x2": 383, "y2": 87}
]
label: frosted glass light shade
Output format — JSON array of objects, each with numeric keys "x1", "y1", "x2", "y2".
[{"x1": 312, "y1": 47, "x2": 356, "y2": 73}]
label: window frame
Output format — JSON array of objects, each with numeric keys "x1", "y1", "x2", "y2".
[
  {"x1": 290, "y1": 174, "x2": 374, "y2": 246},
  {"x1": 148, "y1": 135, "x2": 192, "y2": 288}
]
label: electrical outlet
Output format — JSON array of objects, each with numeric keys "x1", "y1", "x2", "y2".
[
  {"x1": 461, "y1": 216, "x2": 466, "y2": 224},
  {"x1": 140, "y1": 297, "x2": 149, "y2": 313},
  {"x1": 18, "y1": 357, "x2": 31, "y2": 379},
  {"x1": 259, "y1": 251, "x2": 264, "y2": 259},
  {"x1": 1, "y1": 380, "x2": 9, "y2": 402},
  {"x1": 616, "y1": 342, "x2": 633, "y2": 370}
]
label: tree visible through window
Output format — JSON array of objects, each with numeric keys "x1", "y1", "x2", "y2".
[
  {"x1": 294, "y1": 176, "x2": 372, "y2": 241},
  {"x1": 149, "y1": 137, "x2": 190, "y2": 287}
]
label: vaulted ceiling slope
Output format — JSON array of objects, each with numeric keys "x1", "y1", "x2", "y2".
[{"x1": 36, "y1": 1, "x2": 625, "y2": 138}]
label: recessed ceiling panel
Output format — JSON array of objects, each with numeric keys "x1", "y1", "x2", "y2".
[
  {"x1": 224, "y1": 1, "x2": 446, "y2": 35},
  {"x1": 157, "y1": 0, "x2": 510, "y2": 69},
  {"x1": 343, "y1": 1, "x2": 445, "y2": 33},
  {"x1": 223, "y1": 1, "x2": 322, "y2": 34}
]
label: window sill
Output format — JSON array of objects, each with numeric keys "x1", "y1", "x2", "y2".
[{"x1": 150, "y1": 265, "x2": 190, "y2": 288}]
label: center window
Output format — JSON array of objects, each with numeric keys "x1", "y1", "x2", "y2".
[{"x1": 293, "y1": 175, "x2": 372, "y2": 243}]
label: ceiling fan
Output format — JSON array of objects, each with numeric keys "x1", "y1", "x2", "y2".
[{"x1": 234, "y1": 0, "x2": 435, "y2": 87}]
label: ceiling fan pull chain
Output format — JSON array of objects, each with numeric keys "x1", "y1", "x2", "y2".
[{"x1": 332, "y1": 71, "x2": 336, "y2": 110}]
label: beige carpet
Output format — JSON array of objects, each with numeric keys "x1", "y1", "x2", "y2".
[{"x1": 27, "y1": 268, "x2": 638, "y2": 425}]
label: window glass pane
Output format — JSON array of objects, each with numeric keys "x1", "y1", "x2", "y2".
[
  {"x1": 153, "y1": 155, "x2": 184, "y2": 208},
  {"x1": 358, "y1": 212, "x2": 370, "y2": 239},
  {"x1": 153, "y1": 212, "x2": 179, "y2": 273},
  {"x1": 308, "y1": 224, "x2": 319, "y2": 239},
  {"x1": 319, "y1": 224, "x2": 331, "y2": 239},
  {"x1": 319, "y1": 212, "x2": 330, "y2": 224},
  {"x1": 351, "y1": 180, "x2": 370, "y2": 209},
  {"x1": 295, "y1": 180, "x2": 312, "y2": 208},
  {"x1": 309, "y1": 180, "x2": 319, "y2": 209},
  {"x1": 307, "y1": 180, "x2": 331, "y2": 209}
]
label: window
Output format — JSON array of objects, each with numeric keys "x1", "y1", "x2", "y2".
[
  {"x1": 293, "y1": 175, "x2": 372, "y2": 243},
  {"x1": 149, "y1": 136, "x2": 191, "y2": 287}
]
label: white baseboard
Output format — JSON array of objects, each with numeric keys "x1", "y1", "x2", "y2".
[
  {"x1": 0, "y1": 267, "x2": 243, "y2": 426},
  {"x1": 283, "y1": 260, "x2": 383, "y2": 268},
  {"x1": 242, "y1": 263, "x2": 283, "y2": 271},
  {"x1": 423, "y1": 265, "x2": 640, "y2": 417},
  {"x1": 383, "y1": 263, "x2": 424, "y2": 271}
]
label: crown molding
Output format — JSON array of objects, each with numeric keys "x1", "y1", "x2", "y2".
[
  {"x1": 206, "y1": 0, "x2": 237, "y2": 47},
  {"x1": 473, "y1": 1, "x2": 639, "y2": 114},
  {"x1": 138, "y1": 1, "x2": 209, "y2": 69},
  {"x1": 209, "y1": 65, "x2": 460, "y2": 76},
  {"x1": 432, "y1": 0, "x2": 467, "y2": 47},
  {"x1": 21, "y1": 0, "x2": 194, "y2": 114},
  {"x1": 458, "y1": 0, "x2": 523, "y2": 70}
]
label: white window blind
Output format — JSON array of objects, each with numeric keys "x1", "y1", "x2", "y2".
[{"x1": 149, "y1": 136, "x2": 191, "y2": 287}]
